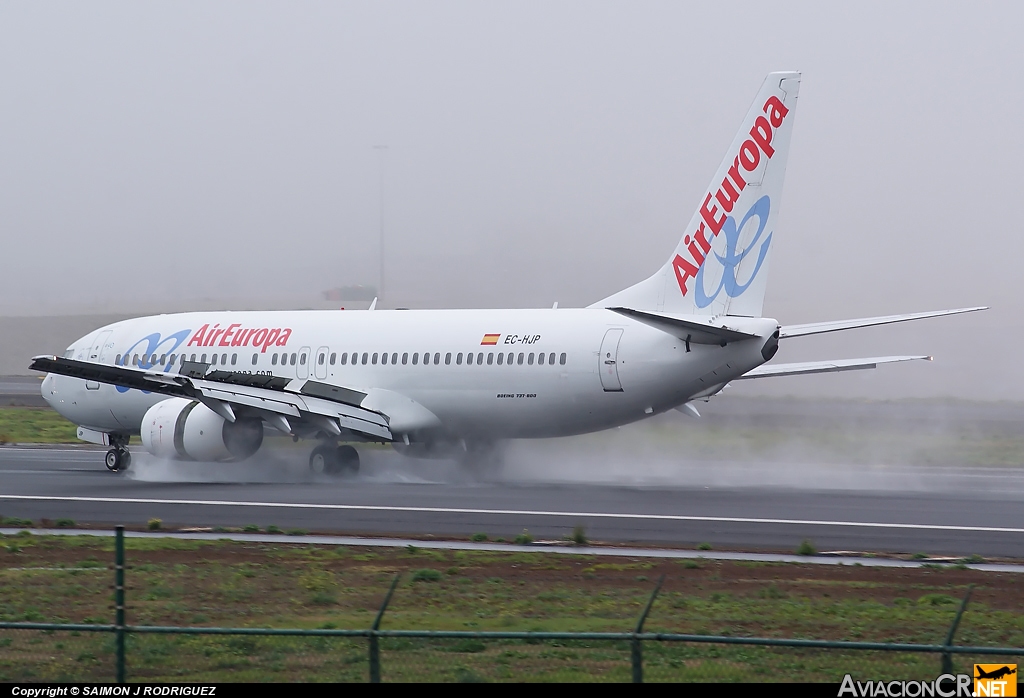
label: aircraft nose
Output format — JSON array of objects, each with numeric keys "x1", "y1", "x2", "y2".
[{"x1": 40, "y1": 374, "x2": 57, "y2": 406}]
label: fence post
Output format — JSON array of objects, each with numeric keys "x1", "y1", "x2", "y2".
[
  {"x1": 941, "y1": 585, "x2": 974, "y2": 674},
  {"x1": 632, "y1": 575, "x2": 665, "y2": 683},
  {"x1": 368, "y1": 574, "x2": 401, "y2": 683},
  {"x1": 114, "y1": 525, "x2": 126, "y2": 684}
]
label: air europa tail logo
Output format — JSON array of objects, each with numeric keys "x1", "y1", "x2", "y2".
[
  {"x1": 187, "y1": 323, "x2": 293, "y2": 353},
  {"x1": 672, "y1": 94, "x2": 789, "y2": 303}
]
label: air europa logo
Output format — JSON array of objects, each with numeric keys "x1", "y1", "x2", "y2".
[
  {"x1": 672, "y1": 94, "x2": 789, "y2": 302},
  {"x1": 187, "y1": 323, "x2": 293, "y2": 354}
]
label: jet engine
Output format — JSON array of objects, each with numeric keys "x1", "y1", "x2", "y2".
[{"x1": 140, "y1": 397, "x2": 263, "y2": 462}]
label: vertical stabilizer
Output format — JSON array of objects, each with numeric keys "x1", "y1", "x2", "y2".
[{"x1": 592, "y1": 71, "x2": 800, "y2": 317}]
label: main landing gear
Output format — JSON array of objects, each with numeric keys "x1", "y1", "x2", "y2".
[
  {"x1": 309, "y1": 444, "x2": 360, "y2": 477},
  {"x1": 104, "y1": 446, "x2": 131, "y2": 472}
]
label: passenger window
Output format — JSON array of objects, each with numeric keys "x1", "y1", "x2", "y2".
[
  {"x1": 290, "y1": 353, "x2": 297, "y2": 365},
  {"x1": 299, "y1": 353, "x2": 306, "y2": 366},
  {"x1": 115, "y1": 354, "x2": 121, "y2": 364},
  {"x1": 251, "y1": 353, "x2": 258, "y2": 366},
  {"x1": 190, "y1": 354, "x2": 197, "y2": 362},
  {"x1": 201, "y1": 354, "x2": 207, "y2": 363},
  {"x1": 341, "y1": 353, "x2": 348, "y2": 365},
  {"x1": 231, "y1": 354, "x2": 237, "y2": 366},
  {"x1": 210, "y1": 353, "x2": 216, "y2": 366},
  {"x1": 487, "y1": 353, "x2": 493, "y2": 365},
  {"x1": 133, "y1": 354, "x2": 139, "y2": 366},
  {"x1": 506, "y1": 352, "x2": 513, "y2": 365},
  {"x1": 528, "y1": 353, "x2": 534, "y2": 365},
  {"x1": 392, "y1": 352, "x2": 398, "y2": 365},
  {"x1": 457, "y1": 352, "x2": 463, "y2": 365},
  {"x1": 466, "y1": 353, "x2": 473, "y2": 365},
  {"x1": 330, "y1": 352, "x2": 336, "y2": 365},
  {"x1": 560, "y1": 352, "x2": 567, "y2": 365},
  {"x1": 222, "y1": 353, "x2": 228, "y2": 365},
  {"x1": 381, "y1": 352, "x2": 387, "y2": 365},
  {"x1": 169, "y1": 354, "x2": 176, "y2": 365},
  {"x1": 497, "y1": 353, "x2": 504, "y2": 365},
  {"x1": 412, "y1": 353, "x2": 419, "y2": 365},
  {"x1": 549, "y1": 352, "x2": 556, "y2": 365},
  {"x1": 517, "y1": 352, "x2": 524, "y2": 365},
  {"x1": 318, "y1": 353, "x2": 325, "y2": 366},
  {"x1": 538, "y1": 352, "x2": 545, "y2": 365},
  {"x1": 361, "y1": 352, "x2": 368, "y2": 365},
  {"x1": 434, "y1": 352, "x2": 441, "y2": 365},
  {"x1": 402, "y1": 352, "x2": 408, "y2": 365},
  {"x1": 158, "y1": 354, "x2": 165, "y2": 365},
  {"x1": 478, "y1": 352, "x2": 484, "y2": 365},
  {"x1": 445, "y1": 352, "x2": 452, "y2": 365},
  {"x1": 272, "y1": 354, "x2": 278, "y2": 365},
  {"x1": 372, "y1": 352, "x2": 378, "y2": 365}
]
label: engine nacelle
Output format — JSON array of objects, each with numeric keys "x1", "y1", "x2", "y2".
[{"x1": 140, "y1": 397, "x2": 263, "y2": 462}]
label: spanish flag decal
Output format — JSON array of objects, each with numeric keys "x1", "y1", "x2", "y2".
[{"x1": 481, "y1": 333, "x2": 500, "y2": 345}]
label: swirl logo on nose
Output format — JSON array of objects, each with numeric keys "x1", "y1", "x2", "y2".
[
  {"x1": 115, "y1": 329, "x2": 191, "y2": 393},
  {"x1": 694, "y1": 195, "x2": 772, "y2": 308}
]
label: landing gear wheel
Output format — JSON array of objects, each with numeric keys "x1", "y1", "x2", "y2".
[
  {"x1": 104, "y1": 448, "x2": 131, "y2": 472},
  {"x1": 335, "y1": 445, "x2": 360, "y2": 475},
  {"x1": 309, "y1": 445, "x2": 335, "y2": 475}
]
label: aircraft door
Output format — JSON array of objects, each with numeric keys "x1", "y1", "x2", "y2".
[
  {"x1": 297, "y1": 346, "x2": 311, "y2": 379},
  {"x1": 598, "y1": 328, "x2": 624, "y2": 392},
  {"x1": 86, "y1": 330, "x2": 112, "y2": 390},
  {"x1": 314, "y1": 346, "x2": 329, "y2": 380}
]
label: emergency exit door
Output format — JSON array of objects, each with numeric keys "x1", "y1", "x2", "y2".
[{"x1": 599, "y1": 328, "x2": 624, "y2": 392}]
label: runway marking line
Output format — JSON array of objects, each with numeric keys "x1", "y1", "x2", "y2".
[{"x1": 0, "y1": 494, "x2": 1021, "y2": 534}]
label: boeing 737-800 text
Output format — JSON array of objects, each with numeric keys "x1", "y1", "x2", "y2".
[{"x1": 31, "y1": 72, "x2": 985, "y2": 474}]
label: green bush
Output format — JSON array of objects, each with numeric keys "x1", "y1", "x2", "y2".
[
  {"x1": 243, "y1": 525, "x2": 260, "y2": 533},
  {"x1": 266, "y1": 525, "x2": 282, "y2": 534},
  {"x1": 514, "y1": 529, "x2": 534, "y2": 545},
  {"x1": 411, "y1": 568, "x2": 442, "y2": 583},
  {"x1": 147, "y1": 518, "x2": 162, "y2": 530},
  {"x1": 55, "y1": 518, "x2": 75, "y2": 528},
  {"x1": 570, "y1": 525, "x2": 587, "y2": 546},
  {"x1": 470, "y1": 532, "x2": 488, "y2": 542},
  {"x1": 2, "y1": 517, "x2": 33, "y2": 528},
  {"x1": 796, "y1": 539, "x2": 816, "y2": 556},
  {"x1": 285, "y1": 529, "x2": 307, "y2": 536},
  {"x1": 697, "y1": 542, "x2": 712, "y2": 551}
]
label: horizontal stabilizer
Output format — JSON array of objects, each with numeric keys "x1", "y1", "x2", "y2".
[
  {"x1": 735, "y1": 355, "x2": 930, "y2": 380},
  {"x1": 779, "y1": 307, "x2": 986, "y2": 339},
  {"x1": 608, "y1": 307, "x2": 759, "y2": 345}
]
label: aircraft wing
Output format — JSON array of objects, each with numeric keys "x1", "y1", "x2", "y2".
[
  {"x1": 734, "y1": 355, "x2": 930, "y2": 380},
  {"x1": 29, "y1": 355, "x2": 393, "y2": 441},
  {"x1": 779, "y1": 307, "x2": 986, "y2": 339}
]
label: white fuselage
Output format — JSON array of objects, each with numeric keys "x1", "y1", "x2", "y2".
[{"x1": 42, "y1": 308, "x2": 777, "y2": 442}]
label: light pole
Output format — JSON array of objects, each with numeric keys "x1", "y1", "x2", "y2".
[{"x1": 373, "y1": 145, "x2": 388, "y2": 307}]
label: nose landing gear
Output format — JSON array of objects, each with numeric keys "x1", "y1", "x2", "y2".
[{"x1": 309, "y1": 444, "x2": 360, "y2": 476}]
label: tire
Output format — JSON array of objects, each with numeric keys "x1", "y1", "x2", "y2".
[
  {"x1": 335, "y1": 445, "x2": 360, "y2": 475},
  {"x1": 309, "y1": 445, "x2": 335, "y2": 475},
  {"x1": 104, "y1": 448, "x2": 130, "y2": 472}
]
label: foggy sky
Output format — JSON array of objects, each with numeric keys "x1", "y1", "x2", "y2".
[{"x1": 1, "y1": 2, "x2": 1021, "y2": 400}]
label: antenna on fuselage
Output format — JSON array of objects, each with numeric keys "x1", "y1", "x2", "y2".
[{"x1": 368, "y1": 297, "x2": 378, "y2": 311}]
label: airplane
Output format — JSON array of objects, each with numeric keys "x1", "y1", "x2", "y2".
[
  {"x1": 975, "y1": 666, "x2": 1017, "y2": 681},
  {"x1": 31, "y1": 71, "x2": 985, "y2": 474}
]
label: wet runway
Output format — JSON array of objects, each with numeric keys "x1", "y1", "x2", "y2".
[{"x1": 1, "y1": 444, "x2": 1021, "y2": 559}]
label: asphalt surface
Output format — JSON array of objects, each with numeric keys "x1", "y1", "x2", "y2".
[
  {"x1": 1, "y1": 445, "x2": 1021, "y2": 558},
  {"x1": 0, "y1": 376, "x2": 45, "y2": 406}
]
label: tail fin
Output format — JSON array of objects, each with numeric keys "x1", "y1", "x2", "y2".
[{"x1": 592, "y1": 71, "x2": 800, "y2": 317}]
